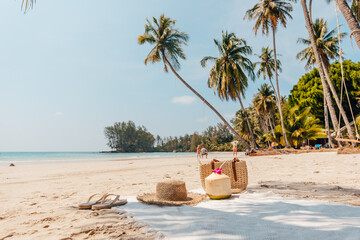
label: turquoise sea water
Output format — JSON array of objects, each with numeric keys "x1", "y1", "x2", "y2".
[{"x1": 0, "y1": 152, "x2": 194, "y2": 166}]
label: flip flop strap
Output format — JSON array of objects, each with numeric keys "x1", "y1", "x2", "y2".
[
  {"x1": 101, "y1": 194, "x2": 120, "y2": 204},
  {"x1": 87, "y1": 193, "x2": 105, "y2": 203}
]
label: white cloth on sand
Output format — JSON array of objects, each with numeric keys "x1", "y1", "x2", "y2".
[{"x1": 120, "y1": 191, "x2": 360, "y2": 240}]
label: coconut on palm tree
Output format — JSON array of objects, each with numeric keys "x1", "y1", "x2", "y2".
[
  {"x1": 200, "y1": 31, "x2": 259, "y2": 149},
  {"x1": 138, "y1": 15, "x2": 251, "y2": 150},
  {"x1": 296, "y1": 18, "x2": 347, "y2": 70},
  {"x1": 245, "y1": 0, "x2": 293, "y2": 148},
  {"x1": 253, "y1": 84, "x2": 276, "y2": 136}
]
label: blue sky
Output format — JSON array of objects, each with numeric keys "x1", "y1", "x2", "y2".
[{"x1": 0, "y1": 0, "x2": 359, "y2": 151}]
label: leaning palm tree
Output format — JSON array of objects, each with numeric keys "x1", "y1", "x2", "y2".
[
  {"x1": 296, "y1": 18, "x2": 347, "y2": 70},
  {"x1": 200, "y1": 31, "x2": 259, "y2": 149},
  {"x1": 253, "y1": 84, "x2": 276, "y2": 136},
  {"x1": 296, "y1": 17, "x2": 346, "y2": 146},
  {"x1": 245, "y1": 0, "x2": 293, "y2": 148},
  {"x1": 300, "y1": 0, "x2": 355, "y2": 141},
  {"x1": 138, "y1": 15, "x2": 251, "y2": 150},
  {"x1": 334, "y1": 0, "x2": 360, "y2": 50}
]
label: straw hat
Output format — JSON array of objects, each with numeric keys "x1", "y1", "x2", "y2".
[{"x1": 137, "y1": 180, "x2": 206, "y2": 206}]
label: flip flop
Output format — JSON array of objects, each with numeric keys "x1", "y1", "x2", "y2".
[
  {"x1": 91, "y1": 194, "x2": 127, "y2": 210},
  {"x1": 78, "y1": 193, "x2": 107, "y2": 209}
]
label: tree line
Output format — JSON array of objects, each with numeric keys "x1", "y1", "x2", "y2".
[{"x1": 104, "y1": 121, "x2": 236, "y2": 152}]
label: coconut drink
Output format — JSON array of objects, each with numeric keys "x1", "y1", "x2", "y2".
[{"x1": 205, "y1": 168, "x2": 232, "y2": 200}]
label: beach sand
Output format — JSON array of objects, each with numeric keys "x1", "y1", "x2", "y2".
[{"x1": 1, "y1": 151, "x2": 360, "y2": 239}]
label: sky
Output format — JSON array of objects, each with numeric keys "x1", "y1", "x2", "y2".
[{"x1": 0, "y1": 0, "x2": 359, "y2": 151}]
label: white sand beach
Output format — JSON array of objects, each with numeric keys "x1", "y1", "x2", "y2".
[{"x1": 1, "y1": 151, "x2": 360, "y2": 239}]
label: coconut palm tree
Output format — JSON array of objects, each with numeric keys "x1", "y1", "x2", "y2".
[
  {"x1": 351, "y1": 0, "x2": 360, "y2": 21},
  {"x1": 253, "y1": 84, "x2": 276, "y2": 135},
  {"x1": 285, "y1": 106, "x2": 325, "y2": 147},
  {"x1": 296, "y1": 17, "x2": 346, "y2": 146},
  {"x1": 138, "y1": 15, "x2": 251, "y2": 150},
  {"x1": 296, "y1": 18, "x2": 347, "y2": 70},
  {"x1": 334, "y1": 0, "x2": 360, "y2": 50},
  {"x1": 200, "y1": 31, "x2": 259, "y2": 149},
  {"x1": 245, "y1": 0, "x2": 293, "y2": 148},
  {"x1": 254, "y1": 47, "x2": 282, "y2": 112},
  {"x1": 232, "y1": 109, "x2": 262, "y2": 144},
  {"x1": 300, "y1": 0, "x2": 355, "y2": 141}
]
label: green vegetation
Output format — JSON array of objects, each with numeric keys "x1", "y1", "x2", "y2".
[
  {"x1": 104, "y1": 121, "x2": 155, "y2": 152},
  {"x1": 104, "y1": 122, "x2": 237, "y2": 152},
  {"x1": 289, "y1": 60, "x2": 360, "y2": 126},
  {"x1": 155, "y1": 123, "x2": 235, "y2": 152}
]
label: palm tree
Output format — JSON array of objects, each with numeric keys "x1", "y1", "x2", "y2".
[
  {"x1": 300, "y1": 0, "x2": 355, "y2": 141},
  {"x1": 245, "y1": 0, "x2": 293, "y2": 148},
  {"x1": 334, "y1": 0, "x2": 360, "y2": 50},
  {"x1": 253, "y1": 84, "x2": 276, "y2": 135},
  {"x1": 351, "y1": 0, "x2": 360, "y2": 21},
  {"x1": 138, "y1": 15, "x2": 251, "y2": 150},
  {"x1": 254, "y1": 47, "x2": 282, "y2": 99},
  {"x1": 232, "y1": 109, "x2": 262, "y2": 144},
  {"x1": 200, "y1": 31, "x2": 258, "y2": 149},
  {"x1": 296, "y1": 17, "x2": 346, "y2": 146},
  {"x1": 285, "y1": 106, "x2": 325, "y2": 147},
  {"x1": 296, "y1": 18, "x2": 347, "y2": 70}
]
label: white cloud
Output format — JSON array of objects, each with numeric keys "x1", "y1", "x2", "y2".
[
  {"x1": 197, "y1": 117, "x2": 208, "y2": 123},
  {"x1": 172, "y1": 95, "x2": 196, "y2": 105},
  {"x1": 54, "y1": 112, "x2": 63, "y2": 116}
]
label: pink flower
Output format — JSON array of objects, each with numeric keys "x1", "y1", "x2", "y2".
[{"x1": 212, "y1": 168, "x2": 222, "y2": 174}]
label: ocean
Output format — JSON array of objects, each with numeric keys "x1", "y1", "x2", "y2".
[{"x1": 0, "y1": 152, "x2": 194, "y2": 166}]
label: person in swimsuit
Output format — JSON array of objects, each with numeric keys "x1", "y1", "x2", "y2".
[
  {"x1": 196, "y1": 145, "x2": 201, "y2": 158},
  {"x1": 231, "y1": 141, "x2": 238, "y2": 157}
]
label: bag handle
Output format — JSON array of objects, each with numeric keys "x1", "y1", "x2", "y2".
[
  {"x1": 232, "y1": 158, "x2": 239, "y2": 181},
  {"x1": 211, "y1": 159, "x2": 220, "y2": 170}
]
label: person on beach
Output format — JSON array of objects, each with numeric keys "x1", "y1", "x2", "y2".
[
  {"x1": 196, "y1": 145, "x2": 201, "y2": 158},
  {"x1": 231, "y1": 141, "x2": 238, "y2": 157},
  {"x1": 200, "y1": 146, "x2": 208, "y2": 159}
]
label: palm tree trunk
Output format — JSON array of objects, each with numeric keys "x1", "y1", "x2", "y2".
[
  {"x1": 320, "y1": 60, "x2": 355, "y2": 140},
  {"x1": 272, "y1": 26, "x2": 290, "y2": 148},
  {"x1": 320, "y1": 67, "x2": 340, "y2": 135},
  {"x1": 309, "y1": 0, "x2": 313, "y2": 20},
  {"x1": 335, "y1": 0, "x2": 360, "y2": 50},
  {"x1": 324, "y1": 96, "x2": 335, "y2": 148},
  {"x1": 163, "y1": 57, "x2": 251, "y2": 151},
  {"x1": 301, "y1": 0, "x2": 355, "y2": 141},
  {"x1": 268, "y1": 114, "x2": 275, "y2": 137},
  {"x1": 237, "y1": 96, "x2": 259, "y2": 149}
]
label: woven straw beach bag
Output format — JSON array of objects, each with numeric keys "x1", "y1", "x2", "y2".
[{"x1": 199, "y1": 158, "x2": 248, "y2": 194}]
